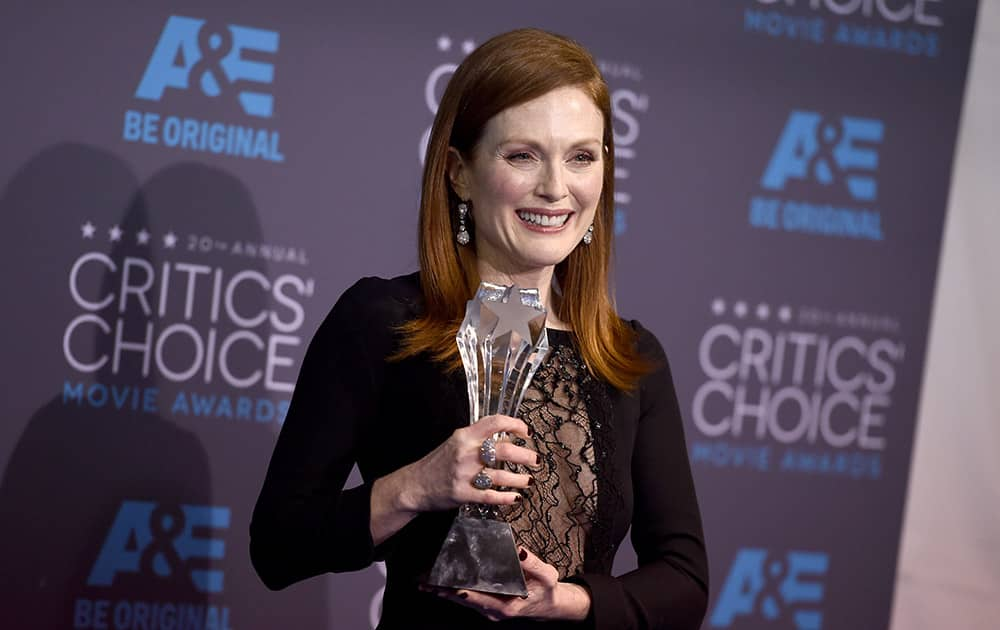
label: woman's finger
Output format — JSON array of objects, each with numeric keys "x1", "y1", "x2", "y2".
[
  {"x1": 463, "y1": 484, "x2": 525, "y2": 506},
  {"x1": 430, "y1": 588, "x2": 522, "y2": 621},
  {"x1": 494, "y1": 442, "x2": 541, "y2": 469},
  {"x1": 466, "y1": 467, "x2": 533, "y2": 492},
  {"x1": 490, "y1": 468, "x2": 534, "y2": 489},
  {"x1": 473, "y1": 414, "x2": 530, "y2": 440},
  {"x1": 518, "y1": 547, "x2": 559, "y2": 584},
  {"x1": 456, "y1": 589, "x2": 519, "y2": 619}
]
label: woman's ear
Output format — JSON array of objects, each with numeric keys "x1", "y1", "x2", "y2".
[{"x1": 446, "y1": 147, "x2": 470, "y2": 200}]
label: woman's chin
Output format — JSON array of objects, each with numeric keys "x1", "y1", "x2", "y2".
[
  {"x1": 478, "y1": 235, "x2": 586, "y2": 276},
  {"x1": 510, "y1": 249, "x2": 578, "y2": 273}
]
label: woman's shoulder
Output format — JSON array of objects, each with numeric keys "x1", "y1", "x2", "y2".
[
  {"x1": 615, "y1": 318, "x2": 680, "y2": 412},
  {"x1": 622, "y1": 317, "x2": 667, "y2": 359},
  {"x1": 619, "y1": 317, "x2": 674, "y2": 388},
  {"x1": 338, "y1": 271, "x2": 422, "y2": 314},
  {"x1": 319, "y1": 271, "x2": 423, "y2": 337},
  {"x1": 315, "y1": 272, "x2": 423, "y2": 344}
]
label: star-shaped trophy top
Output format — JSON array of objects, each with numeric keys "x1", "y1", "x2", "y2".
[
  {"x1": 480, "y1": 284, "x2": 545, "y2": 345},
  {"x1": 458, "y1": 282, "x2": 551, "y2": 423}
]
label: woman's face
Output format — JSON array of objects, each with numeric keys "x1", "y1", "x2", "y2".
[{"x1": 448, "y1": 86, "x2": 605, "y2": 276}]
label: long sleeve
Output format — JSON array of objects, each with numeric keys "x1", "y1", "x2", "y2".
[
  {"x1": 249, "y1": 272, "x2": 710, "y2": 627},
  {"x1": 569, "y1": 323, "x2": 709, "y2": 629},
  {"x1": 249, "y1": 278, "x2": 386, "y2": 590}
]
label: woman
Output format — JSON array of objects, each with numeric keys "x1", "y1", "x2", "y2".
[{"x1": 250, "y1": 28, "x2": 708, "y2": 629}]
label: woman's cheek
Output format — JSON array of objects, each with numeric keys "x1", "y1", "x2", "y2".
[
  {"x1": 575, "y1": 173, "x2": 604, "y2": 212},
  {"x1": 484, "y1": 168, "x2": 534, "y2": 202}
]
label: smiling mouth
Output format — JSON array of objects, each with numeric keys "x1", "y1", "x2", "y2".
[{"x1": 515, "y1": 209, "x2": 572, "y2": 228}]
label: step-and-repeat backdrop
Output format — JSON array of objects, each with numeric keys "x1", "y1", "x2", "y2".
[{"x1": 0, "y1": 1, "x2": 979, "y2": 628}]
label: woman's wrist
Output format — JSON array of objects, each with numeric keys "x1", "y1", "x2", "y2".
[
  {"x1": 370, "y1": 467, "x2": 421, "y2": 545},
  {"x1": 396, "y1": 462, "x2": 427, "y2": 514},
  {"x1": 554, "y1": 582, "x2": 592, "y2": 622}
]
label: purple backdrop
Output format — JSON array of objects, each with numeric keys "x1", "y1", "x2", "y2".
[{"x1": 0, "y1": 1, "x2": 979, "y2": 628}]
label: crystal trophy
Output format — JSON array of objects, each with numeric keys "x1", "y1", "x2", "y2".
[{"x1": 426, "y1": 282, "x2": 550, "y2": 596}]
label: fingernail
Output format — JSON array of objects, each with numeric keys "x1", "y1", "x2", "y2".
[
  {"x1": 519, "y1": 548, "x2": 528, "y2": 561},
  {"x1": 527, "y1": 477, "x2": 535, "y2": 486},
  {"x1": 513, "y1": 494, "x2": 522, "y2": 502},
  {"x1": 527, "y1": 425, "x2": 534, "y2": 437},
  {"x1": 534, "y1": 454, "x2": 541, "y2": 466},
  {"x1": 459, "y1": 592, "x2": 469, "y2": 599}
]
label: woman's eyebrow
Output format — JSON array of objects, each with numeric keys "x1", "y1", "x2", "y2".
[{"x1": 497, "y1": 137, "x2": 603, "y2": 148}]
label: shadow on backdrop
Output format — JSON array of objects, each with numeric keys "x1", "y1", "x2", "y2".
[
  {"x1": 0, "y1": 144, "x2": 214, "y2": 628},
  {"x1": 0, "y1": 143, "x2": 333, "y2": 628}
]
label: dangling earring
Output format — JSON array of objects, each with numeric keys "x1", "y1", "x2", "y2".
[
  {"x1": 582, "y1": 224, "x2": 594, "y2": 245},
  {"x1": 456, "y1": 202, "x2": 471, "y2": 245}
]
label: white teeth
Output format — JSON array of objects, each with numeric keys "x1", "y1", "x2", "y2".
[{"x1": 517, "y1": 211, "x2": 569, "y2": 227}]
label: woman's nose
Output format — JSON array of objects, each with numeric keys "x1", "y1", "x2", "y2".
[{"x1": 535, "y1": 162, "x2": 568, "y2": 202}]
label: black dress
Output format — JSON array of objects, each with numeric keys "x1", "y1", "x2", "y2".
[{"x1": 250, "y1": 272, "x2": 708, "y2": 629}]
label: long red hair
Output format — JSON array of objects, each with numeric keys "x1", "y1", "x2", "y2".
[{"x1": 394, "y1": 28, "x2": 650, "y2": 391}]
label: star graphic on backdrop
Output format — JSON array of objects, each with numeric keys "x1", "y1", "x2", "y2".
[
  {"x1": 136, "y1": 229, "x2": 151, "y2": 245},
  {"x1": 710, "y1": 298, "x2": 725, "y2": 316},
  {"x1": 484, "y1": 285, "x2": 544, "y2": 344},
  {"x1": 756, "y1": 303, "x2": 771, "y2": 320},
  {"x1": 461, "y1": 39, "x2": 476, "y2": 54},
  {"x1": 81, "y1": 221, "x2": 96, "y2": 239},
  {"x1": 437, "y1": 35, "x2": 451, "y2": 51},
  {"x1": 108, "y1": 225, "x2": 123, "y2": 242},
  {"x1": 778, "y1": 305, "x2": 793, "y2": 323},
  {"x1": 163, "y1": 231, "x2": 177, "y2": 248},
  {"x1": 733, "y1": 301, "x2": 748, "y2": 318}
]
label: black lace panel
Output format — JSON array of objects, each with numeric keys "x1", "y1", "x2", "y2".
[{"x1": 500, "y1": 335, "x2": 617, "y2": 579}]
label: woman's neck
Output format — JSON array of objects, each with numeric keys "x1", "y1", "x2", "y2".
[{"x1": 475, "y1": 259, "x2": 569, "y2": 330}]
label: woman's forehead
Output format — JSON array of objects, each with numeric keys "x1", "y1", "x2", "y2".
[{"x1": 481, "y1": 87, "x2": 604, "y2": 144}]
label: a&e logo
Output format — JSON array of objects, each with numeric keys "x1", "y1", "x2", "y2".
[
  {"x1": 762, "y1": 111, "x2": 882, "y2": 201},
  {"x1": 137, "y1": 16, "x2": 278, "y2": 118},
  {"x1": 87, "y1": 501, "x2": 230, "y2": 593},
  {"x1": 750, "y1": 110, "x2": 885, "y2": 240},
  {"x1": 123, "y1": 16, "x2": 284, "y2": 162},
  {"x1": 709, "y1": 548, "x2": 829, "y2": 629}
]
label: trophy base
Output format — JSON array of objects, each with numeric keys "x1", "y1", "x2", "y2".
[{"x1": 426, "y1": 514, "x2": 528, "y2": 597}]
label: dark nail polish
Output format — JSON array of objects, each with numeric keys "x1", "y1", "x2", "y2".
[
  {"x1": 534, "y1": 454, "x2": 541, "y2": 466},
  {"x1": 519, "y1": 548, "x2": 528, "y2": 561},
  {"x1": 527, "y1": 425, "x2": 533, "y2": 437},
  {"x1": 527, "y1": 476, "x2": 535, "y2": 486},
  {"x1": 459, "y1": 592, "x2": 469, "y2": 599},
  {"x1": 513, "y1": 494, "x2": 522, "y2": 501}
]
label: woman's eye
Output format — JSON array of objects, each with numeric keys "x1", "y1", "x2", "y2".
[
  {"x1": 572, "y1": 152, "x2": 596, "y2": 163},
  {"x1": 506, "y1": 152, "x2": 532, "y2": 161}
]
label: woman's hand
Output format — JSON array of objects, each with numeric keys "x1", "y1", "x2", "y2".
[
  {"x1": 403, "y1": 414, "x2": 537, "y2": 511},
  {"x1": 370, "y1": 414, "x2": 537, "y2": 545},
  {"x1": 425, "y1": 547, "x2": 592, "y2": 622}
]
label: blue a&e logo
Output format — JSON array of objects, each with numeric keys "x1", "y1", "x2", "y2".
[
  {"x1": 124, "y1": 16, "x2": 284, "y2": 162},
  {"x1": 136, "y1": 16, "x2": 278, "y2": 118},
  {"x1": 710, "y1": 548, "x2": 829, "y2": 629},
  {"x1": 749, "y1": 111, "x2": 884, "y2": 240},
  {"x1": 88, "y1": 501, "x2": 230, "y2": 593},
  {"x1": 762, "y1": 111, "x2": 882, "y2": 201}
]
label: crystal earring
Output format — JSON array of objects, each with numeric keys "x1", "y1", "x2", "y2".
[
  {"x1": 582, "y1": 224, "x2": 594, "y2": 245},
  {"x1": 456, "y1": 202, "x2": 471, "y2": 245}
]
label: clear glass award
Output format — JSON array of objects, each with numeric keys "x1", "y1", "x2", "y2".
[{"x1": 426, "y1": 282, "x2": 550, "y2": 596}]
